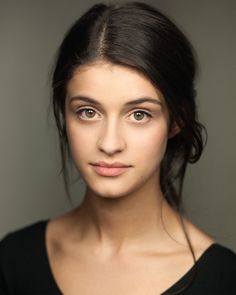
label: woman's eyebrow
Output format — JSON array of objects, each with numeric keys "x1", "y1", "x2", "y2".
[
  {"x1": 69, "y1": 95, "x2": 102, "y2": 106},
  {"x1": 124, "y1": 97, "x2": 162, "y2": 106},
  {"x1": 69, "y1": 95, "x2": 162, "y2": 106}
]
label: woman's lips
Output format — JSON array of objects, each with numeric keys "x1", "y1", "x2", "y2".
[{"x1": 91, "y1": 162, "x2": 131, "y2": 177}]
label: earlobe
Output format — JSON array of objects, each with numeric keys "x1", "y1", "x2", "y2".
[{"x1": 168, "y1": 123, "x2": 181, "y2": 139}]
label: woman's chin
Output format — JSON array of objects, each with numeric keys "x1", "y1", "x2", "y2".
[{"x1": 85, "y1": 184, "x2": 135, "y2": 201}]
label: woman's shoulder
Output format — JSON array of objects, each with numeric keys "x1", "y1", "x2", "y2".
[
  {"x1": 164, "y1": 243, "x2": 236, "y2": 295},
  {"x1": 190, "y1": 222, "x2": 236, "y2": 266},
  {"x1": 0, "y1": 221, "x2": 60, "y2": 294},
  {"x1": 0, "y1": 220, "x2": 48, "y2": 249},
  {"x1": 0, "y1": 220, "x2": 48, "y2": 268},
  {"x1": 0, "y1": 221, "x2": 49, "y2": 289},
  {"x1": 194, "y1": 243, "x2": 236, "y2": 293},
  {"x1": 201, "y1": 243, "x2": 236, "y2": 270},
  {"x1": 174, "y1": 219, "x2": 236, "y2": 292}
]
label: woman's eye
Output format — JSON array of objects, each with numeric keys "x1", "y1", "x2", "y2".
[
  {"x1": 76, "y1": 108, "x2": 99, "y2": 120},
  {"x1": 130, "y1": 110, "x2": 152, "y2": 122}
]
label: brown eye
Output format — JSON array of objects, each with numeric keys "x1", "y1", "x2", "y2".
[
  {"x1": 76, "y1": 108, "x2": 99, "y2": 120},
  {"x1": 84, "y1": 109, "x2": 96, "y2": 118},
  {"x1": 134, "y1": 111, "x2": 145, "y2": 121},
  {"x1": 128, "y1": 110, "x2": 152, "y2": 123}
]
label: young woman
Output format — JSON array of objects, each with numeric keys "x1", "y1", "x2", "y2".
[{"x1": 1, "y1": 2, "x2": 235, "y2": 294}]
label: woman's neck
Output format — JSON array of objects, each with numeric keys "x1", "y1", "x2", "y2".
[{"x1": 72, "y1": 184, "x2": 184, "y2": 256}]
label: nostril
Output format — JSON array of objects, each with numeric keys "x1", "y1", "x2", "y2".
[
  {"x1": 97, "y1": 135, "x2": 126, "y2": 155},
  {"x1": 98, "y1": 144, "x2": 123, "y2": 155}
]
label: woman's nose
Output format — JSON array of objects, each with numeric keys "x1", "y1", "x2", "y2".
[{"x1": 97, "y1": 120, "x2": 126, "y2": 155}]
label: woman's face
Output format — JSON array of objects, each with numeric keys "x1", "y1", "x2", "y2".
[{"x1": 65, "y1": 61, "x2": 171, "y2": 198}]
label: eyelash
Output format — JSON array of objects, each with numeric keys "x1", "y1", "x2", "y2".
[
  {"x1": 129, "y1": 110, "x2": 152, "y2": 122},
  {"x1": 76, "y1": 108, "x2": 100, "y2": 120},
  {"x1": 75, "y1": 107, "x2": 152, "y2": 122}
]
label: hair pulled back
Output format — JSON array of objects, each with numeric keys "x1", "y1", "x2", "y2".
[{"x1": 52, "y1": 4, "x2": 206, "y2": 292}]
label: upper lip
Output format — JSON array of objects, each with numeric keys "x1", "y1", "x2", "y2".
[{"x1": 91, "y1": 161, "x2": 131, "y2": 168}]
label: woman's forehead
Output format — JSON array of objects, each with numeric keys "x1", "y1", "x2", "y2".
[{"x1": 66, "y1": 61, "x2": 164, "y2": 106}]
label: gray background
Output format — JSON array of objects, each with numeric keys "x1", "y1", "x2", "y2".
[{"x1": 0, "y1": 0, "x2": 235, "y2": 250}]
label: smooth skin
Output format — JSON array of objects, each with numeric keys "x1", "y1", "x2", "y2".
[{"x1": 46, "y1": 60, "x2": 215, "y2": 295}]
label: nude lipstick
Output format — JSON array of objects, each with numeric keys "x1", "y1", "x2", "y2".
[{"x1": 91, "y1": 161, "x2": 131, "y2": 177}]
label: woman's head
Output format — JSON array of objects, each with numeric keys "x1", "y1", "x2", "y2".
[{"x1": 52, "y1": 1, "x2": 206, "y2": 211}]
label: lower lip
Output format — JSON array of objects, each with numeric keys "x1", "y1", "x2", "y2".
[{"x1": 92, "y1": 165, "x2": 129, "y2": 177}]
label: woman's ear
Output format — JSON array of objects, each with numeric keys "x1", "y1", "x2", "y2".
[{"x1": 168, "y1": 122, "x2": 181, "y2": 139}]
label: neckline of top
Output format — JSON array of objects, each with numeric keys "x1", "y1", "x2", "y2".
[{"x1": 39, "y1": 219, "x2": 221, "y2": 295}]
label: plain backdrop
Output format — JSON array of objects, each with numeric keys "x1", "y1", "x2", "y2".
[{"x1": 0, "y1": 0, "x2": 235, "y2": 251}]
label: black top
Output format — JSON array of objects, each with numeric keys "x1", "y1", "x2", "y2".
[{"x1": 0, "y1": 221, "x2": 236, "y2": 295}]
